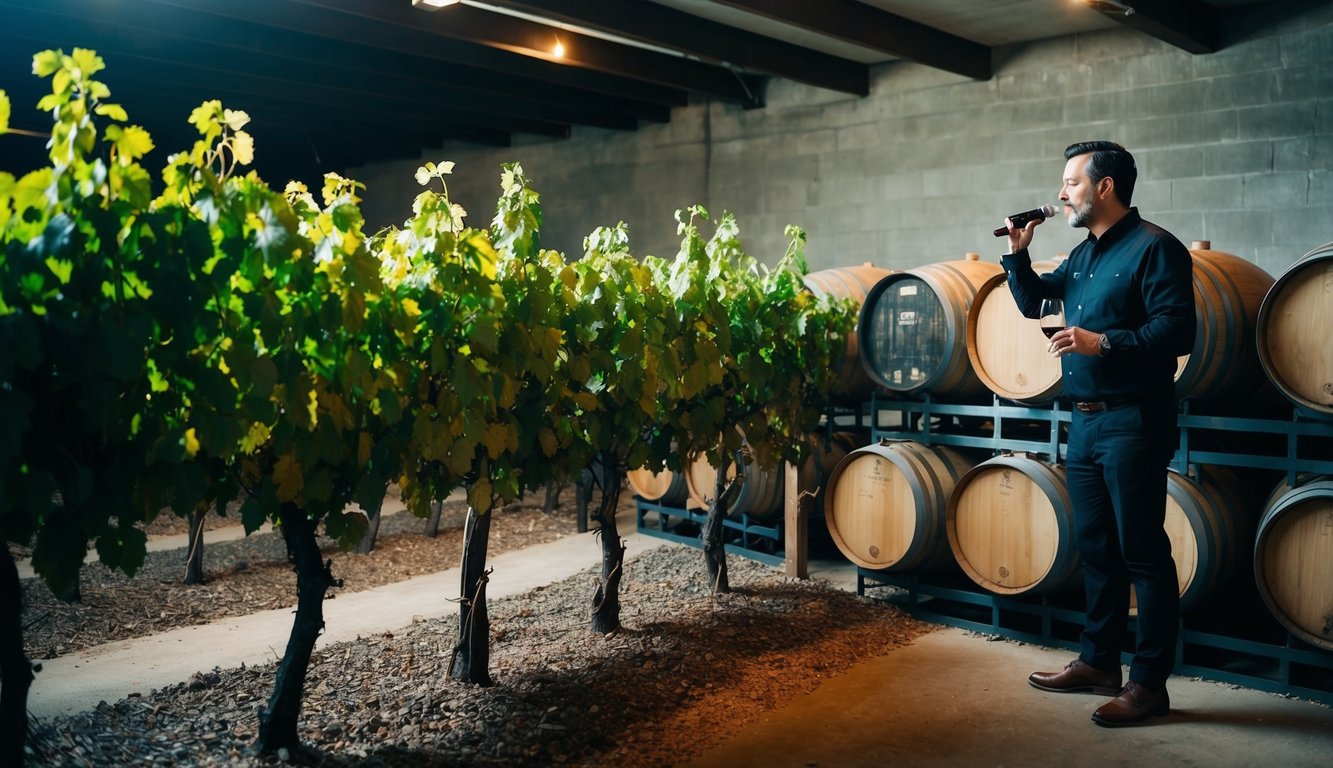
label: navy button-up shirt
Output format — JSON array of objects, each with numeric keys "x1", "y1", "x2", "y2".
[{"x1": 1000, "y1": 208, "x2": 1196, "y2": 403}]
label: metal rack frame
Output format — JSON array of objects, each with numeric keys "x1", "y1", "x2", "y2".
[{"x1": 635, "y1": 497, "x2": 786, "y2": 567}]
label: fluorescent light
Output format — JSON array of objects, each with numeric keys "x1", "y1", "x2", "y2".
[
  {"x1": 412, "y1": 0, "x2": 461, "y2": 10},
  {"x1": 1078, "y1": 0, "x2": 1135, "y2": 16}
]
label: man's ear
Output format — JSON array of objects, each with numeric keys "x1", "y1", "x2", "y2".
[{"x1": 1097, "y1": 176, "x2": 1116, "y2": 201}]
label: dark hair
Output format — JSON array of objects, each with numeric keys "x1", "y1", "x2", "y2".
[{"x1": 1064, "y1": 141, "x2": 1136, "y2": 208}]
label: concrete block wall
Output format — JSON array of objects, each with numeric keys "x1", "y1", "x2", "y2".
[{"x1": 354, "y1": 1, "x2": 1333, "y2": 278}]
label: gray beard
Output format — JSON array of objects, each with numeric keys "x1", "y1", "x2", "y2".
[{"x1": 1067, "y1": 199, "x2": 1093, "y2": 228}]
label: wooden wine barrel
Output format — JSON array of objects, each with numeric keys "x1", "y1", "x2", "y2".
[
  {"x1": 859, "y1": 254, "x2": 1003, "y2": 400},
  {"x1": 966, "y1": 259, "x2": 1065, "y2": 404},
  {"x1": 804, "y1": 264, "x2": 894, "y2": 401},
  {"x1": 1256, "y1": 241, "x2": 1333, "y2": 416},
  {"x1": 626, "y1": 464, "x2": 689, "y2": 507},
  {"x1": 684, "y1": 445, "x2": 785, "y2": 523},
  {"x1": 797, "y1": 430, "x2": 864, "y2": 504},
  {"x1": 824, "y1": 440, "x2": 973, "y2": 571},
  {"x1": 1160, "y1": 466, "x2": 1255, "y2": 612},
  {"x1": 1253, "y1": 477, "x2": 1333, "y2": 651},
  {"x1": 946, "y1": 454, "x2": 1080, "y2": 595},
  {"x1": 1174, "y1": 242, "x2": 1276, "y2": 406}
]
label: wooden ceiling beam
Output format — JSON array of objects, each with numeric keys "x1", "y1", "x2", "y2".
[
  {"x1": 1083, "y1": 0, "x2": 1218, "y2": 54},
  {"x1": 482, "y1": 0, "x2": 868, "y2": 96},
  {"x1": 711, "y1": 0, "x2": 992, "y2": 81}
]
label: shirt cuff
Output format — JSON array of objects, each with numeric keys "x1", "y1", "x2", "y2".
[{"x1": 1000, "y1": 248, "x2": 1031, "y2": 272}]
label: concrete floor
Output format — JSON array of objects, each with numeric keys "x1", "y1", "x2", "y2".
[{"x1": 23, "y1": 506, "x2": 1333, "y2": 767}]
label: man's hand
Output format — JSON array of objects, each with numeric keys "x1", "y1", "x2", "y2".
[
  {"x1": 1006, "y1": 216, "x2": 1042, "y2": 254},
  {"x1": 1047, "y1": 327, "x2": 1102, "y2": 357}
]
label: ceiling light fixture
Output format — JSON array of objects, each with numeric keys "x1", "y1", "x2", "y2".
[
  {"x1": 1080, "y1": 0, "x2": 1135, "y2": 16},
  {"x1": 412, "y1": 0, "x2": 461, "y2": 10},
  {"x1": 552, "y1": 38, "x2": 565, "y2": 58}
]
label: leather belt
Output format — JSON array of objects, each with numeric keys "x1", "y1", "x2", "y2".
[{"x1": 1072, "y1": 399, "x2": 1130, "y2": 414}]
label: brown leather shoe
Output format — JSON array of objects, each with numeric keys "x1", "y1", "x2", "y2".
[
  {"x1": 1028, "y1": 659, "x2": 1122, "y2": 695},
  {"x1": 1092, "y1": 681, "x2": 1170, "y2": 727}
]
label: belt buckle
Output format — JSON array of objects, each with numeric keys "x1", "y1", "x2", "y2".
[{"x1": 1076, "y1": 401, "x2": 1108, "y2": 414}]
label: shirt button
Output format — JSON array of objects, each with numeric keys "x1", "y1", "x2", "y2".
[{"x1": 1077, "y1": 305, "x2": 1082, "y2": 310}]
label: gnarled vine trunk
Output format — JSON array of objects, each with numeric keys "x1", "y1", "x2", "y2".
[
  {"x1": 590, "y1": 453, "x2": 627, "y2": 634},
  {"x1": 450, "y1": 501, "x2": 493, "y2": 685},
  {"x1": 256, "y1": 508, "x2": 337, "y2": 758},
  {"x1": 1, "y1": 548, "x2": 34, "y2": 767},
  {"x1": 703, "y1": 445, "x2": 731, "y2": 594},
  {"x1": 354, "y1": 511, "x2": 381, "y2": 555},
  {"x1": 183, "y1": 500, "x2": 212, "y2": 585},
  {"x1": 424, "y1": 498, "x2": 443, "y2": 538}
]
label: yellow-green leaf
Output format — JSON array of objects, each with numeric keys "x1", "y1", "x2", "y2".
[
  {"x1": 232, "y1": 130, "x2": 254, "y2": 166},
  {"x1": 223, "y1": 108, "x2": 250, "y2": 131},
  {"x1": 189, "y1": 100, "x2": 223, "y2": 138},
  {"x1": 241, "y1": 421, "x2": 271, "y2": 453},
  {"x1": 0, "y1": 91, "x2": 9, "y2": 134},
  {"x1": 94, "y1": 103, "x2": 129, "y2": 122},
  {"x1": 482, "y1": 423, "x2": 511, "y2": 456},
  {"x1": 32, "y1": 50, "x2": 60, "y2": 77},
  {"x1": 467, "y1": 479, "x2": 492, "y2": 512},
  {"x1": 274, "y1": 452, "x2": 304, "y2": 503},
  {"x1": 105, "y1": 124, "x2": 154, "y2": 161},
  {"x1": 358, "y1": 431, "x2": 372, "y2": 467},
  {"x1": 70, "y1": 48, "x2": 105, "y2": 77},
  {"x1": 538, "y1": 428, "x2": 557, "y2": 457},
  {"x1": 183, "y1": 428, "x2": 200, "y2": 459}
]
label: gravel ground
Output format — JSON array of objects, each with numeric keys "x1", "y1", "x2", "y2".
[{"x1": 23, "y1": 545, "x2": 932, "y2": 767}]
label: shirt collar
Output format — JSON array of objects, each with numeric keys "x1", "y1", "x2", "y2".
[{"x1": 1087, "y1": 207, "x2": 1141, "y2": 250}]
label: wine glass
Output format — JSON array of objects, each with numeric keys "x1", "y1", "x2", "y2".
[{"x1": 1038, "y1": 298, "x2": 1065, "y2": 341}]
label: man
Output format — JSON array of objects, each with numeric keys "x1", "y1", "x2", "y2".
[{"x1": 1002, "y1": 141, "x2": 1196, "y2": 727}]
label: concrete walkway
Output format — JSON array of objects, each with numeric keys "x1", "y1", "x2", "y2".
[{"x1": 687, "y1": 627, "x2": 1333, "y2": 768}]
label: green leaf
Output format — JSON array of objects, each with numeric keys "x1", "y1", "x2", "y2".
[
  {"x1": 44, "y1": 256, "x2": 73, "y2": 284},
  {"x1": 240, "y1": 496, "x2": 266, "y2": 535},
  {"x1": 0, "y1": 90, "x2": 9, "y2": 134}
]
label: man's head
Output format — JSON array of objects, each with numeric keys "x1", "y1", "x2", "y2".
[{"x1": 1061, "y1": 141, "x2": 1136, "y2": 229}]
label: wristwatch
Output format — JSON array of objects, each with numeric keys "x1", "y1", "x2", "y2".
[{"x1": 1098, "y1": 333, "x2": 1111, "y2": 357}]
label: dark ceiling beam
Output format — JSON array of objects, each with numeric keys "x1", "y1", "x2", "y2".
[
  {"x1": 141, "y1": 0, "x2": 693, "y2": 108},
  {"x1": 0, "y1": 0, "x2": 673, "y2": 123},
  {"x1": 711, "y1": 0, "x2": 992, "y2": 81},
  {"x1": 0, "y1": 10, "x2": 641, "y2": 134},
  {"x1": 94, "y1": 88, "x2": 482, "y2": 152},
  {"x1": 482, "y1": 0, "x2": 868, "y2": 96},
  {"x1": 0, "y1": 38, "x2": 577, "y2": 139},
  {"x1": 1084, "y1": 0, "x2": 1218, "y2": 54},
  {"x1": 288, "y1": 0, "x2": 762, "y2": 105}
]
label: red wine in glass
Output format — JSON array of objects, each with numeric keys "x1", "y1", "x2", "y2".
[{"x1": 1039, "y1": 299, "x2": 1065, "y2": 339}]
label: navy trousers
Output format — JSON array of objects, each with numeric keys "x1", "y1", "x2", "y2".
[{"x1": 1065, "y1": 400, "x2": 1179, "y2": 689}]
